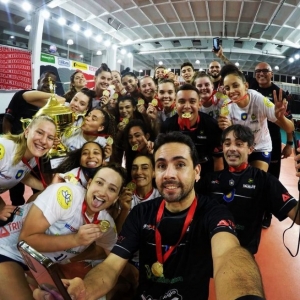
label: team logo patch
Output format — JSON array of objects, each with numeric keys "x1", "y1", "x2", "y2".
[
  {"x1": 262, "y1": 151, "x2": 271, "y2": 158},
  {"x1": 15, "y1": 170, "x2": 24, "y2": 179},
  {"x1": 251, "y1": 114, "x2": 256, "y2": 120},
  {"x1": 57, "y1": 186, "x2": 73, "y2": 209},
  {"x1": 263, "y1": 97, "x2": 274, "y2": 108},
  {"x1": 229, "y1": 179, "x2": 235, "y2": 186},
  {"x1": 223, "y1": 190, "x2": 235, "y2": 202},
  {"x1": 248, "y1": 178, "x2": 254, "y2": 184},
  {"x1": 241, "y1": 113, "x2": 247, "y2": 120},
  {"x1": 0, "y1": 144, "x2": 5, "y2": 160},
  {"x1": 282, "y1": 193, "x2": 291, "y2": 202}
]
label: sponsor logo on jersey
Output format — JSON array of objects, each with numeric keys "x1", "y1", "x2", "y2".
[
  {"x1": 0, "y1": 144, "x2": 5, "y2": 160},
  {"x1": 229, "y1": 179, "x2": 235, "y2": 186},
  {"x1": 243, "y1": 184, "x2": 256, "y2": 189},
  {"x1": 15, "y1": 170, "x2": 24, "y2": 179},
  {"x1": 57, "y1": 186, "x2": 73, "y2": 209},
  {"x1": 282, "y1": 193, "x2": 291, "y2": 202},
  {"x1": 65, "y1": 223, "x2": 78, "y2": 233},
  {"x1": 248, "y1": 178, "x2": 254, "y2": 184},
  {"x1": 241, "y1": 113, "x2": 248, "y2": 120},
  {"x1": 0, "y1": 227, "x2": 10, "y2": 238},
  {"x1": 0, "y1": 172, "x2": 12, "y2": 180},
  {"x1": 263, "y1": 97, "x2": 274, "y2": 108}
]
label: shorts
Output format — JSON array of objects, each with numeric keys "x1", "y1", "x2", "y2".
[
  {"x1": 0, "y1": 254, "x2": 29, "y2": 271},
  {"x1": 248, "y1": 151, "x2": 271, "y2": 164}
]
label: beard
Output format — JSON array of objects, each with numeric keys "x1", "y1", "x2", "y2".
[
  {"x1": 159, "y1": 180, "x2": 194, "y2": 203},
  {"x1": 209, "y1": 73, "x2": 220, "y2": 79}
]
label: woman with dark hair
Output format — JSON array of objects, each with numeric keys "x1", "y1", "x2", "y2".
[
  {"x1": 121, "y1": 72, "x2": 140, "y2": 98},
  {"x1": 61, "y1": 107, "x2": 117, "y2": 160},
  {"x1": 63, "y1": 71, "x2": 87, "y2": 103},
  {"x1": 53, "y1": 141, "x2": 105, "y2": 188},
  {"x1": 219, "y1": 64, "x2": 294, "y2": 171},
  {"x1": 92, "y1": 63, "x2": 113, "y2": 108}
]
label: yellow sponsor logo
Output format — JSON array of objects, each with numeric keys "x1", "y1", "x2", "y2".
[
  {"x1": 57, "y1": 186, "x2": 73, "y2": 209},
  {"x1": 72, "y1": 61, "x2": 88, "y2": 70},
  {"x1": 0, "y1": 144, "x2": 4, "y2": 160},
  {"x1": 263, "y1": 97, "x2": 274, "y2": 108}
]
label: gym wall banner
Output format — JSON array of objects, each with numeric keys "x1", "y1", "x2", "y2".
[{"x1": 0, "y1": 46, "x2": 32, "y2": 90}]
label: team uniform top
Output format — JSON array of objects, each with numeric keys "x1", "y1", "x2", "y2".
[
  {"x1": 112, "y1": 195, "x2": 236, "y2": 300},
  {"x1": 200, "y1": 95, "x2": 227, "y2": 120},
  {"x1": 130, "y1": 188, "x2": 161, "y2": 211},
  {"x1": 161, "y1": 112, "x2": 223, "y2": 177},
  {"x1": 60, "y1": 167, "x2": 89, "y2": 188},
  {"x1": 223, "y1": 89, "x2": 277, "y2": 152},
  {"x1": 0, "y1": 183, "x2": 116, "y2": 264},
  {"x1": 61, "y1": 129, "x2": 107, "y2": 152},
  {"x1": 199, "y1": 165, "x2": 297, "y2": 254},
  {"x1": 0, "y1": 138, "x2": 36, "y2": 194}
]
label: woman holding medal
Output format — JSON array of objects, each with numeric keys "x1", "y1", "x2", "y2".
[
  {"x1": 192, "y1": 71, "x2": 227, "y2": 120},
  {"x1": 0, "y1": 163, "x2": 126, "y2": 299},
  {"x1": 61, "y1": 107, "x2": 116, "y2": 160},
  {"x1": 218, "y1": 64, "x2": 294, "y2": 172},
  {"x1": 63, "y1": 70, "x2": 87, "y2": 103},
  {"x1": 0, "y1": 114, "x2": 56, "y2": 224}
]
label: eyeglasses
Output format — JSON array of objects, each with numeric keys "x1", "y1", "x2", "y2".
[{"x1": 254, "y1": 69, "x2": 272, "y2": 74}]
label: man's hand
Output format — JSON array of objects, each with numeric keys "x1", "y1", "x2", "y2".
[
  {"x1": 281, "y1": 144, "x2": 292, "y2": 159},
  {"x1": 274, "y1": 89, "x2": 288, "y2": 120}
]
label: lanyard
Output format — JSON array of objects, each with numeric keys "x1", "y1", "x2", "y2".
[
  {"x1": 81, "y1": 201, "x2": 100, "y2": 224},
  {"x1": 177, "y1": 114, "x2": 200, "y2": 131},
  {"x1": 155, "y1": 197, "x2": 197, "y2": 265},
  {"x1": 21, "y1": 157, "x2": 47, "y2": 189}
]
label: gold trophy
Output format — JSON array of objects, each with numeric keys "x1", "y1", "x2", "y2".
[{"x1": 22, "y1": 77, "x2": 83, "y2": 158}]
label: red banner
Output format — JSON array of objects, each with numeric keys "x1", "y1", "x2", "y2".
[{"x1": 0, "y1": 45, "x2": 32, "y2": 90}]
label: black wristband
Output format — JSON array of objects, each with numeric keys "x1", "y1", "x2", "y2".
[
  {"x1": 235, "y1": 296, "x2": 265, "y2": 300},
  {"x1": 286, "y1": 141, "x2": 293, "y2": 146}
]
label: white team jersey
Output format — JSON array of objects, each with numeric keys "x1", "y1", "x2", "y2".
[
  {"x1": 224, "y1": 89, "x2": 277, "y2": 152},
  {"x1": 0, "y1": 183, "x2": 116, "y2": 264},
  {"x1": 61, "y1": 129, "x2": 107, "y2": 152},
  {"x1": 131, "y1": 188, "x2": 161, "y2": 210},
  {"x1": 0, "y1": 138, "x2": 36, "y2": 194},
  {"x1": 60, "y1": 167, "x2": 88, "y2": 188},
  {"x1": 200, "y1": 95, "x2": 227, "y2": 120}
]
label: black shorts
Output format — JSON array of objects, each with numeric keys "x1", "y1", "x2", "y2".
[{"x1": 0, "y1": 254, "x2": 29, "y2": 271}]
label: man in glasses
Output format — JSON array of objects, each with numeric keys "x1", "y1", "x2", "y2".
[{"x1": 252, "y1": 62, "x2": 293, "y2": 228}]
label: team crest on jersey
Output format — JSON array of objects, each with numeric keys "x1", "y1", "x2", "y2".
[
  {"x1": 229, "y1": 179, "x2": 235, "y2": 186},
  {"x1": 0, "y1": 144, "x2": 5, "y2": 160},
  {"x1": 248, "y1": 178, "x2": 254, "y2": 184},
  {"x1": 15, "y1": 170, "x2": 24, "y2": 179},
  {"x1": 263, "y1": 97, "x2": 273, "y2": 108},
  {"x1": 223, "y1": 190, "x2": 235, "y2": 202},
  {"x1": 251, "y1": 114, "x2": 256, "y2": 120},
  {"x1": 241, "y1": 113, "x2": 247, "y2": 120},
  {"x1": 57, "y1": 186, "x2": 73, "y2": 209}
]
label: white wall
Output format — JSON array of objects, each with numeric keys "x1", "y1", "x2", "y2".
[{"x1": 0, "y1": 91, "x2": 17, "y2": 113}]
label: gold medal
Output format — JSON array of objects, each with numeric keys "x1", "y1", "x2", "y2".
[
  {"x1": 137, "y1": 98, "x2": 145, "y2": 105},
  {"x1": 132, "y1": 144, "x2": 139, "y2": 151},
  {"x1": 106, "y1": 136, "x2": 114, "y2": 145},
  {"x1": 103, "y1": 90, "x2": 110, "y2": 97},
  {"x1": 122, "y1": 118, "x2": 129, "y2": 125},
  {"x1": 99, "y1": 220, "x2": 110, "y2": 233},
  {"x1": 151, "y1": 261, "x2": 164, "y2": 277},
  {"x1": 220, "y1": 105, "x2": 229, "y2": 116},
  {"x1": 113, "y1": 92, "x2": 119, "y2": 99},
  {"x1": 182, "y1": 112, "x2": 191, "y2": 118},
  {"x1": 151, "y1": 99, "x2": 158, "y2": 106},
  {"x1": 109, "y1": 85, "x2": 115, "y2": 90},
  {"x1": 126, "y1": 181, "x2": 136, "y2": 191}
]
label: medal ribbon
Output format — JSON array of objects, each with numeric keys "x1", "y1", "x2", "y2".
[
  {"x1": 81, "y1": 200, "x2": 100, "y2": 224},
  {"x1": 228, "y1": 162, "x2": 249, "y2": 173},
  {"x1": 177, "y1": 114, "x2": 200, "y2": 131},
  {"x1": 21, "y1": 157, "x2": 47, "y2": 189},
  {"x1": 155, "y1": 197, "x2": 197, "y2": 265}
]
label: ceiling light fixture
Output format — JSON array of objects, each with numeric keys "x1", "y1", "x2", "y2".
[
  {"x1": 195, "y1": 60, "x2": 200, "y2": 64},
  {"x1": 58, "y1": 17, "x2": 66, "y2": 26},
  {"x1": 274, "y1": 66, "x2": 279, "y2": 70},
  {"x1": 295, "y1": 54, "x2": 300, "y2": 60},
  {"x1": 120, "y1": 48, "x2": 127, "y2": 55},
  {"x1": 127, "y1": 52, "x2": 132, "y2": 58},
  {"x1": 104, "y1": 40, "x2": 111, "y2": 47},
  {"x1": 235, "y1": 62, "x2": 240, "y2": 67},
  {"x1": 117, "y1": 59, "x2": 122, "y2": 63},
  {"x1": 84, "y1": 29, "x2": 92, "y2": 38},
  {"x1": 96, "y1": 50, "x2": 102, "y2": 55},
  {"x1": 41, "y1": 10, "x2": 50, "y2": 19},
  {"x1": 289, "y1": 57, "x2": 294, "y2": 63},
  {"x1": 67, "y1": 39, "x2": 74, "y2": 45},
  {"x1": 22, "y1": 1, "x2": 31, "y2": 11},
  {"x1": 25, "y1": 25, "x2": 31, "y2": 32},
  {"x1": 158, "y1": 61, "x2": 163, "y2": 65},
  {"x1": 72, "y1": 23, "x2": 80, "y2": 32},
  {"x1": 292, "y1": 76, "x2": 296, "y2": 80},
  {"x1": 95, "y1": 35, "x2": 102, "y2": 42}
]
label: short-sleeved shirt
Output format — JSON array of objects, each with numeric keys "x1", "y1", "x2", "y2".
[
  {"x1": 161, "y1": 112, "x2": 223, "y2": 176},
  {"x1": 61, "y1": 129, "x2": 107, "y2": 152},
  {"x1": 0, "y1": 183, "x2": 116, "y2": 263},
  {"x1": 223, "y1": 89, "x2": 277, "y2": 152},
  {"x1": 112, "y1": 195, "x2": 236, "y2": 300},
  {"x1": 4, "y1": 90, "x2": 39, "y2": 134},
  {"x1": 0, "y1": 138, "x2": 36, "y2": 194},
  {"x1": 199, "y1": 166, "x2": 297, "y2": 254},
  {"x1": 200, "y1": 95, "x2": 227, "y2": 120}
]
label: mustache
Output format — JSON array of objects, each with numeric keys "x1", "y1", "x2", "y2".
[{"x1": 162, "y1": 180, "x2": 181, "y2": 188}]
